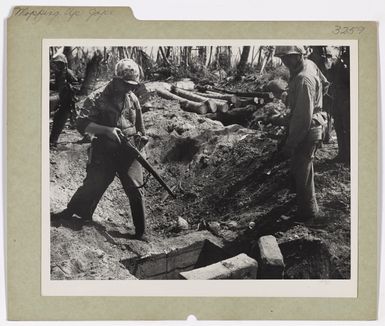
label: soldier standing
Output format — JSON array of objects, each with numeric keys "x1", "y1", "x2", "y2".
[
  {"x1": 49, "y1": 53, "x2": 78, "y2": 146},
  {"x1": 329, "y1": 47, "x2": 350, "y2": 164},
  {"x1": 51, "y1": 59, "x2": 148, "y2": 239},
  {"x1": 271, "y1": 46, "x2": 327, "y2": 221}
]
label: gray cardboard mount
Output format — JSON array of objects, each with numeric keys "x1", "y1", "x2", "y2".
[{"x1": 6, "y1": 6, "x2": 378, "y2": 320}]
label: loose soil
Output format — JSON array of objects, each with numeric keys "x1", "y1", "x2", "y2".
[{"x1": 50, "y1": 82, "x2": 351, "y2": 280}]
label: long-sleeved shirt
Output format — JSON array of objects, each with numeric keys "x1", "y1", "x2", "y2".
[
  {"x1": 285, "y1": 59, "x2": 323, "y2": 150},
  {"x1": 76, "y1": 78, "x2": 146, "y2": 137}
]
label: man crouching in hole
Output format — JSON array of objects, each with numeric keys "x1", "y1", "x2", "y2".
[{"x1": 51, "y1": 59, "x2": 148, "y2": 240}]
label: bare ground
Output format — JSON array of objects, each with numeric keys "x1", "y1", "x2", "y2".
[{"x1": 50, "y1": 86, "x2": 351, "y2": 280}]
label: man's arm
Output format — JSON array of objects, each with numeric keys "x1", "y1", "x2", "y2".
[
  {"x1": 284, "y1": 77, "x2": 314, "y2": 152},
  {"x1": 75, "y1": 84, "x2": 111, "y2": 136},
  {"x1": 77, "y1": 92, "x2": 122, "y2": 144},
  {"x1": 84, "y1": 122, "x2": 122, "y2": 144},
  {"x1": 129, "y1": 91, "x2": 146, "y2": 136}
]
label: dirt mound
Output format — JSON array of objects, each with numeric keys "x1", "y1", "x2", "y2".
[{"x1": 50, "y1": 85, "x2": 351, "y2": 280}]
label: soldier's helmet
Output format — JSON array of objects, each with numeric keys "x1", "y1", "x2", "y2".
[
  {"x1": 274, "y1": 46, "x2": 306, "y2": 57},
  {"x1": 115, "y1": 59, "x2": 140, "y2": 85},
  {"x1": 52, "y1": 53, "x2": 68, "y2": 64}
]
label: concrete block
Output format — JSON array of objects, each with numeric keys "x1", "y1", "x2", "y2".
[
  {"x1": 257, "y1": 235, "x2": 285, "y2": 279},
  {"x1": 222, "y1": 254, "x2": 258, "y2": 279},
  {"x1": 166, "y1": 242, "x2": 204, "y2": 278},
  {"x1": 134, "y1": 253, "x2": 167, "y2": 279},
  {"x1": 121, "y1": 231, "x2": 226, "y2": 279},
  {"x1": 180, "y1": 261, "x2": 231, "y2": 280},
  {"x1": 179, "y1": 253, "x2": 258, "y2": 280}
]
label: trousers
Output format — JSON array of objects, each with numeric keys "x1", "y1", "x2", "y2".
[
  {"x1": 332, "y1": 92, "x2": 350, "y2": 162},
  {"x1": 50, "y1": 86, "x2": 76, "y2": 144},
  {"x1": 290, "y1": 140, "x2": 319, "y2": 218},
  {"x1": 67, "y1": 138, "x2": 146, "y2": 235}
]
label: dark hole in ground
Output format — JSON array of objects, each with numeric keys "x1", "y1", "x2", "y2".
[
  {"x1": 120, "y1": 239, "x2": 229, "y2": 280},
  {"x1": 279, "y1": 238, "x2": 343, "y2": 279},
  {"x1": 164, "y1": 137, "x2": 200, "y2": 162}
]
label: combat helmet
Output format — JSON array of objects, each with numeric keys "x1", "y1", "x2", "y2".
[
  {"x1": 52, "y1": 53, "x2": 68, "y2": 64},
  {"x1": 115, "y1": 59, "x2": 140, "y2": 85},
  {"x1": 274, "y1": 46, "x2": 306, "y2": 57}
]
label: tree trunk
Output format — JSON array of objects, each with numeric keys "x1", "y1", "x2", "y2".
[
  {"x1": 171, "y1": 86, "x2": 217, "y2": 113},
  {"x1": 159, "y1": 47, "x2": 171, "y2": 66},
  {"x1": 103, "y1": 47, "x2": 108, "y2": 63},
  {"x1": 257, "y1": 47, "x2": 263, "y2": 71},
  {"x1": 127, "y1": 47, "x2": 133, "y2": 59},
  {"x1": 186, "y1": 47, "x2": 192, "y2": 66},
  {"x1": 80, "y1": 50, "x2": 103, "y2": 95},
  {"x1": 227, "y1": 46, "x2": 232, "y2": 68},
  {"x1": 207, "y1": 46, "x2": 213, "y2": 67},
  {"x1": 156, "y1": 47, "x2": 162, "y2": 65},
  {"x1": 118, "y1": 47, "x2": 125, "y2": 60},
  {"x1": 62, "y1": 47, "x2": 75, "y2": 69},
  {"x1": 166, "y1": 46, "x2": 172, "y2": 58},
  {"x1": 49, "y1": 47, "x2": 55, "y2": 58},
  {"x1": 215, "y1": 46, "x2": 221, "y2": 69},
  {"x1": 235, "y1": 46, "x2": 251, "y2": 80},
  {"x1": 156, "y1": 88, "x2": 210, "y2": 115},
  {"x1": 211, "y1": 86, "x2": 274, "y2": 101},
  {"x1": 194, "y1": 91, "x2": 239, "y2": 107},
  {"x1": 198, "y1": 46, "x2": 206, "y2": 64},
  {"x1": 123, "y1": 47, "x2": 129, "y2": 59},
  {"x1": 251, "y1": 46, "x2": 260, "y2": 66}
]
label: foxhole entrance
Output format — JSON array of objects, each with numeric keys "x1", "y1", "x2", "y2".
[{"x1": 120, "y1": 239, "x2": 228, "y2": 280}]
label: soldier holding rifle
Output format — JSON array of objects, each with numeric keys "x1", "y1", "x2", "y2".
[{"x1": 51, "y1": 59, "x2": 151, "y2": 239}]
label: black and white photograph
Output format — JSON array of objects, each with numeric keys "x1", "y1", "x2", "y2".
[{"x1": 45, "y1": 42, "x2": 355, "y2": 290}]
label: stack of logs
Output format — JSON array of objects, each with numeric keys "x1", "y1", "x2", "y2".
[{"x1": 156, "y1": 84, "x2": 275, "y2": 126}]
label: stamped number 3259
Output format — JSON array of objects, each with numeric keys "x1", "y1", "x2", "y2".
[{"x1": 333, "y1": 25, "x2": 365, "y2": 34}]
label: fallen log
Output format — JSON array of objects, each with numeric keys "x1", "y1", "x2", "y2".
[
  {"x1": 214, "y1": 100, "x2": 229, "y2": 113},
  {"x1": 156, "y1": 88, "x2": 210, "y2": 115},
  {"x1": 212, "y1": 86, "x2": 274, "y2": 101},
  {"x1": 171, "y1": 86, "x2": 230, "y2": 113},
  {"x1": 180, "y1": 101, "x2": 211, "y2": 115},
  {"x1": 171, "y1": 86, "x2": 217, "y2": 113},
  {"x1": 194, "y1": 91, "x2": 240, "y2": 106},
  {"x1": 175, "y1": 79, "x2": 195, "y2": 91}
]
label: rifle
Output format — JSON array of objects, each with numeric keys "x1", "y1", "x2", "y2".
[{"x1": 118, "y1": 133, "x2": 176, "y2": 198}]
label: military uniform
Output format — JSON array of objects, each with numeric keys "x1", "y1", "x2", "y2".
[
  {"x1": 285, "y1": 59, "x2": 324, "y2": 217},
  {"x1": 329, "y1": 49, "x2": 350, "y2": 163},
  {"x1": 274, "y1": 46, "x2": 326, "y2": 219},
  {"x1": 50, "y1": 54, "x2": 78, "y2": 145},
  {"x1": 64, "y1": 76, "x2": 147, "y2": 236}
]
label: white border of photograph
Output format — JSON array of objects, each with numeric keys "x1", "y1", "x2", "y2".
[{"x1": 41, "y1": 39, "x2": 358, "y2": 297}]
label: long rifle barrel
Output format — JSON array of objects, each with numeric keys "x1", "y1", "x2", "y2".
[{"x1": 122, "y1": 137, "x2": 176, "y2": 198}]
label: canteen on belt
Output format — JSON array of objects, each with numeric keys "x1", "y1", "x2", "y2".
[{"x1": 307, "y1": 126, "x2": 323, "y2": 142}]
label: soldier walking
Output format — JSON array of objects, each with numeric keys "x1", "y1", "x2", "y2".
[{"x1": 51, "y1": 59, "x2": 148, "y2": 239}]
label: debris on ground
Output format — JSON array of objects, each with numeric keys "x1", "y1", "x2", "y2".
[{"x1": 50, "y1": 64, "x2": 350, "y2": 280}]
